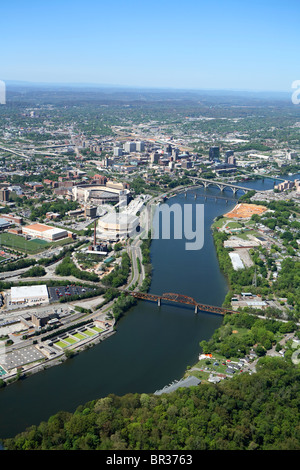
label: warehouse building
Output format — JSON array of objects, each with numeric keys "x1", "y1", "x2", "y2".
[{"x1": 10, "y1": 285, "x2": 49, "y2": 306}]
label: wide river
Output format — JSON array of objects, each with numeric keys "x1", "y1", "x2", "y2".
[{"x1": 0, "y1": 174, "x2": 298, "y2": 438}]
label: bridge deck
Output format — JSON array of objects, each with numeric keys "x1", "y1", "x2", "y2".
[{"x1": 128, "y1": 291, "x2": 237, "y2": 315}]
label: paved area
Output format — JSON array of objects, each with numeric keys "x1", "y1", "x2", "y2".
[
  {"x1": 48, "y1": 285, "x2": 95, "y2": 302},
  {"x1": 0, "y1": 345, "x2": 45, "y2": 370}
]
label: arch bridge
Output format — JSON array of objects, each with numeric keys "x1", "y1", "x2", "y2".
[{"x1": 190, "y1": 177, "x2": 251, "y2": 195}]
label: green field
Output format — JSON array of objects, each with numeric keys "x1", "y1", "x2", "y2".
[
  {"x1": 64, "y1": 337, "x2": 77, "y2": 344},
  {"x1": 0, "y1": 233, "x2": 50, "y2": 254},
  {"x1": 82, "y1": 329, "x2": 96, "y2": 337},
  {"x1": 0, "y1": 232, "x2": 74, "y2": 254},
  {"x1": 55, "y1": 340, "x2": 69, "y2": 348},
  {"x1": 73, "y1": 333, "x2": 86, "y2": 340},
  {"x1": 91, "y1": 327, "x2": 103, "y2": 333}
]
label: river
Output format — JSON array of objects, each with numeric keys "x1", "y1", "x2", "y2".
[{"x1": 0, "y1": 173, "x2": 298, "y2": 439}]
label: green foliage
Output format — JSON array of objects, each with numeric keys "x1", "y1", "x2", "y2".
[
  {"x1": 30, "y1": 200, "x2": 79, "y2": 221},
  {"x1": 101, "y1": 253, "x2": 131, "y2": 288},
  {"x1": 55, "y1": 256, "x2": 99, "y2": 282},
  {"x1": 20, "y1": 265, "x2": 46, "y2": 278},
  {"x1": 112, "y1": 293, "x2": 137, "y2": 322},
  {"x1": 4, "y1": 358, "x2": 300, "y2": 450}
]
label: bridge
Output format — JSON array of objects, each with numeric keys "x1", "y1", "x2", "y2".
[
  {"x1": 128, "y1": 291, "x2": 237, "y2": 315},
  {"x1": 190, "y1": 177, "x2": 252, "y2": 195}
]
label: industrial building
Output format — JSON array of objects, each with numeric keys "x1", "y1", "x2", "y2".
[
  {"x1": 10, "y1": 285, "x2": 49, "y2": 306},
  {"x1": 22, "y1": 223, "x2": 69, "y2": 241},
  {"x1": 31, "y1": 311, "x2": 59, "y2": 327}
]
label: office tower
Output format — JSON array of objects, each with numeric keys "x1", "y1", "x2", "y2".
[
  {"x1": 209, "y1": 146, "x2": 220, "y2": 161},
  {"x1": 124, "y1": 142, "x2": 136, "y2": 153},
  {"x1": 136, "y1": 141, "x2": 145, "y2": 152},
  {"x1": 225, "y1": 150, "x2": 234, "y2": 163},
  {"x1": 0, "y1": 188, "x2": 10, "y2": 202}
]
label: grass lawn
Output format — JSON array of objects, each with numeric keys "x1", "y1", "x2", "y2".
[
  {"x1": 234, "y1": 230, "x2": 260, "y2": 240},
  {"x1": 82, "y1": 329, "x2": 96, "y2": 337},
  {"x1": 64, "y1": 337, "x2": 77, "y2": 344},
  {"x1": 226, "y1": 221, "x2": 243, "y2": 229},
  {"x1": 91, "y1": 327, "x2": 103, "y2": 333},
  {"x1": 55, "y1": 340, "x2": 69, "y2": 348},
  {"x1": 0, "y1": 233, "x2": 50, "y2": 254},
  {"x1": 212, "y1": 217, "x2": 230, "y2": 229},
  {"x1": 0, "y1": 233, "x2": 74, "y2": 254},
  {"x1": 73, "y1": 333, "x2": 86, "y2": 340}
]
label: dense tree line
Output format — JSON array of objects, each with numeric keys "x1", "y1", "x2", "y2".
[
  {"x1": 101, "y1": 253, "x2": 131, "y2": 288},
  {"x1": 112, "y1": 293, "x2": 137, "y2": 322},
  {"x1": 30, "y1": 200, "x2": 79, "y2": 221},
  {"x1": 3, "y1": 357, "x2": 300, "y2": 450},
  {"x1": 200, "y1": 312, "x2": 297, "y2": 359},
  {"x1": 55, "y1": 256, "x2": 99, "y2": 282}
]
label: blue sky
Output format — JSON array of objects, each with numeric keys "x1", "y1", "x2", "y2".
[{"x1": 1, "y1": 0, "x2": 299, "y2": 91}]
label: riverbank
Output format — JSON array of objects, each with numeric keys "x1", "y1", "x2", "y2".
[
  {"x1": 181, "y1": 186, "x2": 300, "y2": 385},
  {"x1": 1, "y1": 174, "x2": 297, "y2": 437}
]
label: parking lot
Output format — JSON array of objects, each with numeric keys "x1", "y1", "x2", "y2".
[{"x1": 48, "y1": 285, "x2": 94, "y2": 302}]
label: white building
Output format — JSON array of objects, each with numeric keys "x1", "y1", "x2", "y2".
[
  {"x1": 10, "y1": 285, "x2": 49, "y2": 306},
  {"x1": 22, "y1": 223, "x2": 68, "y2": 241},
  {"x1": 97, "y1": 212, "x2": 139, "y2": 241},
  {"x1": 124, "y1": 142, "x2": 136, "y2": 153},
  {"x1": 136, "y1": 141, "x2": 145, "y2": 152}
]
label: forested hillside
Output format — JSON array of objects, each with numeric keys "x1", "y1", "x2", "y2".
[{"x1": 3, "y1": 357, "x2": 300, "y2": 450}]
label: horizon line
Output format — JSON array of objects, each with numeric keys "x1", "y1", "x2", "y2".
[{"x1": 3, "y1": 79, "x2": 292, "y2": 95}]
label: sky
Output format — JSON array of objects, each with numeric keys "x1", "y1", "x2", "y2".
[{"x1": 1, "y1": 0, "x2": 300, "y2": 91}]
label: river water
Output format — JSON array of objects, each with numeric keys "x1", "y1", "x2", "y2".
[{"x1": 0, "y1": 173, "x2": 298, "y2": 438}]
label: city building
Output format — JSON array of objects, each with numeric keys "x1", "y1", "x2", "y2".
[
  {"x1": 209, "y1": 146, "x2": 220, "y2": 161},
  {"x1": 0, "y1": 188, "x2": 10, "y2": 202},
  {"x1": 135, "y1": 141, "x2": 145, "y2": 152},
  {"x1": 0, "y1": 218, "x2": 11, "y2": 230},
  {"x1": 10, "y1": 285, "x2": 49, "y2": 306},
  {"x1": 85, "y1": 206, "x2": 97, "y2": 218},
  {"x1": 113, "y1": 147, "x2": 123, "y2": 157},
  {"x1": 97, "y1": 212, "x2": 139, "y2": 241},
  {"x1": 22, "y1": 223, "x2": 69, "y2": 241},
  {"x1": 275, "y1": 179, "x2": 300, "y2": 192},
  {"x1": 124, "y1": 141, "x2": 136, "y2": 153},
  {"x1": 224, "y1": 150, "x2": 234, "y2": 162},
  {"x1": 31, "y1": 311, "x2": 59, "y2": 328}
]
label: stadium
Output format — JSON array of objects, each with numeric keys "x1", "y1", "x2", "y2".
[{"x1": 72, "y1": 182, "x2": 130, "y2": 206}]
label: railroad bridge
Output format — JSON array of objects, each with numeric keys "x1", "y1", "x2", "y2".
[{"x1": 128, "y1": 291, "x2": 237, "y2": 315}]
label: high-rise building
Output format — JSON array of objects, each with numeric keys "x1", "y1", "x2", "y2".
[
  {"x1": 124, "y1": 142, "x2": 136, "y2": 153},
  {"x1": 228, "y1": 155, "x2": 236, "y2": 166},
  {"x1": 113, "y1": 147, "x2": 123, "y2": 157},
  {"x1": 0, "y1": 188, "x2": 10, "y2": 202},
  {"x1": 224, "y1": 150, "x2": 234, "y2": 163},
  {"x1": 209, "y1": 146, "x2": 220, "y2": 161},
  {"x1": 136, "y1": 141, "x2": 145, "y2": 152},
  {"x1": 172, "y1": 148, "x2": 179, "y2": 161},
  {"x1": 150, "y1": 152, "x2": 159, "y2": 164}
]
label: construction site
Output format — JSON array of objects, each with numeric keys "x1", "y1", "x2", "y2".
[{"x1": 224, "y1": 203, "x2": 268, "y2": 219}]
